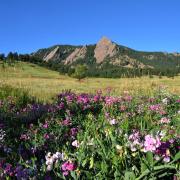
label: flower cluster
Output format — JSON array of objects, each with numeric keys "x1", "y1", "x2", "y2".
[{"x1": 45, "y1": 152, "x2": 64, "y2": 171}]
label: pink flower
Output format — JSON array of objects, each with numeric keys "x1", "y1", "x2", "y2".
[
  {"x1": 44, "y1": 133, "x2": 50, "y2": 139},
  {"x1": 119, "y1": 105, "x2": 127, "y2": 112},
  {"x1": 144, "y1": 135, "x2": 161, "y2": 152},
  {"x1": 63, "y1": 171, "x2": 69, "y2": 176},
  {"x1": 105, "y1": 96, "x2": 119, "y2": 106},
  {"x1": 160, "y1": 117, "x2": 170, "y2": 124},
  {"x1": 123, "y1": 95, "x2": 132, "y2": 102},
  {"x1": 176, "y1": 99, "x2": 180, "y2": 103},
  {"x1": 149, "y1": 104, "x2": 161, "y2": 111},
  {"x1": 62, "y1": 119, "x2": 72, "y2": 126},
  {"x1": 20, "y1": 134, "x2": 30, "y2": 141}
]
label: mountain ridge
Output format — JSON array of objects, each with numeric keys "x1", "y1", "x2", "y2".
[{"x1": 32, "y1": 36, "x2": 180, "y2": 71}]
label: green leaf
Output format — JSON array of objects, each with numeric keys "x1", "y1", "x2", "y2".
[
  {"x1": 146, "y1": 152, "x2": 154, "y2": 166},
  {"x1": 124, "y1": 171, "x2": 136, "y2": 180},
  {"x1": 172, "y1": 151, "x2": 180, "y2": 163},
  {"x1": 101, "y1": 161, "x2": 108, "y2": 173},
  {"x1": 89, "y1": 157, "x2": 94, "y2": 169},
  {"x1": 141, "y1": 162, "x2": 147, "y2": 173},
  {"x1": 82, "y1": 159, "x2": 87, "y2": 167},
  {"x1": 70, "y1": 171, "x2": 77, "y2": 180}
]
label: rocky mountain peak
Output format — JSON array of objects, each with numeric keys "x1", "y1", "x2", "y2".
[
  {"x1": 98, "y1": 36, "x2": 112, "y2": 44},
  {"x1": 94, "y1": 36, "x2": 117, "y2": 63}
]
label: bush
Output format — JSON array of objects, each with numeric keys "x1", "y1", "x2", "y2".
[{"x1": 72, "y1": 65, "x2": 87, "y2": 81}]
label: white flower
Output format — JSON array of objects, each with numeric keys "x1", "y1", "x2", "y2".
[
  {"x1": 157, "y1": 130, "x2": 166, "y2": 139},
  {"x1": 163, "y1": 156, "x2": 170, "y2": 163},
  {"x1": 46, "y1": 158, "x2": 54, "y2": 165},
  {"x1": 0, "y1": 129, "x2": 6, "y2": 144},
  {"x1": 109, "y1": 119, "x2": 117, "y2": 125},
  {"x1": 162, "y1": 98, "x2": 168, "y2": 105},
  {"x1": 46, "y1": 152, "x2": 51, "y2": 159},
  {"x1": 47, "y1": 164, "x2": 53, "y2": 171},
  {"x1": 72, "y1": 140, "x2": 80, "y2": 148},
  {"x1": 45, "y1": 151, "x2": 64, "y2": 171},
  {"x1": 116, "y1": 145, "x2": 122, "y2": 150}
]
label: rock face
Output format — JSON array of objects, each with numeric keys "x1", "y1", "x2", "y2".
[
  {"x1": 64, "y1": 46, "x2": 87, "y2": 64},
  {"x1": 44, "y1": 46, "x2": 59, "y2": 62},
  {"x1": 94, "y1": 37, "x2": 117, "y2": 63}
]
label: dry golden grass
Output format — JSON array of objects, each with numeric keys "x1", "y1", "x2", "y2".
[{"x1": 0, "y1": 62, "x2": 179, "y2": 101}]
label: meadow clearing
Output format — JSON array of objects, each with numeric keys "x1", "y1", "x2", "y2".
[{"x1": 0, "y1": 62, "x2": 180, "y2": 101}]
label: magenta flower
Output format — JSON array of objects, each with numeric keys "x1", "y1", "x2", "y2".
[
  {"x1": 42, "y1": 122, "x2": 49, "y2": 129},
  {"x1": 176, "y1": 99, "x2": 180, "y2": 103},
  {"x1": 61, "y1": 161, "x2": 76, "y2": 176}
]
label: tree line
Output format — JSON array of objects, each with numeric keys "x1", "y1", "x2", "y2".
[{"x1": 0, "y1": 52, "x2": 179, "y2": 79}]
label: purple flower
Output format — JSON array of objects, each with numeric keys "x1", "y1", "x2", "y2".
[
  {"x1": 163, "y1": 156, "x2": 170, "y2": 162},
  {"x1": 45, "y1": 175, "x2": 52, "y2": 180},
  {"x1": 70, "y1": 128, "x2": 78, "y2": 137}
]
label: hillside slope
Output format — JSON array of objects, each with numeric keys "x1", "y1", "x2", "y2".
[{"x1": 0, "y1": 62, "x2": 180, "y2": 101}]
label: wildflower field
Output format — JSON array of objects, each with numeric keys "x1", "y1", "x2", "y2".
[{"x1": 0, "y1": 84, "x2": 179, "y2": 179}]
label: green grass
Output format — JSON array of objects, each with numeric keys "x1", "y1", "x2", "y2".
[{"x1": 0, "y1": 61, "x2": 180, "y2": 101}]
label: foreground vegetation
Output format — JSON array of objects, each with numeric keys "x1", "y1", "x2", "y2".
[
  {"x1": 0, "y1": 84, "x2": 179, "y2": 179},
  {"x1": 0, "y1": 62, "x2": 180, "y2": 102}
]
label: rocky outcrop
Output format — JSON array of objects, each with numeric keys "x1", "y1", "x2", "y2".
[
  {"x1": 43, "y1": 46, "x2": 59, "y2": 62},
  {"x1": 110, "y1": 55, "x2": 147, "y2": 68},
  {"x1": 64, "y1": 46, "x2": 87, "y2": 64},
  {"x1": 94, "y1": 37, "x2": 117, "y2": 63}
]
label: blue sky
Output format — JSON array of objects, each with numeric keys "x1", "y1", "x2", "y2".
[{"x1": 0, "y1": 0, "x2": 180, "y2": 54}]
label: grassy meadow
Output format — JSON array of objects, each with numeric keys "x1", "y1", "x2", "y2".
[{"x1": 0, "y1": 61, "x2": 180, "y2": 101}]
